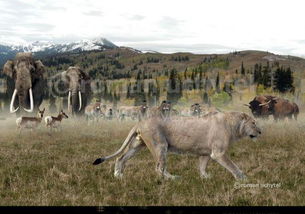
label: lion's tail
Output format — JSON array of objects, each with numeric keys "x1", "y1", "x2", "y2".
[{"x1": 93, "y1": 126, "x2": 138, "y2": 165}]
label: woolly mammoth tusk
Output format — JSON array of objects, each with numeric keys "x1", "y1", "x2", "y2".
[
  {"x1": 9, "y1": 89, "x2": 19, "y2": 113},
  {"x1": 23, "y1": 88, "x2": 34, "y2": 113},
  {"x1": 78, "y1": 91, "x2": 82, "y2": 111},
  {"x1": 67, "y1": 90, "x2": 71, "y2": 112}
]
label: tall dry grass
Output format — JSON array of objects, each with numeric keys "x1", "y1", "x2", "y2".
[{"x1": 0, "y1": 111, "x2": 304, "y2": 206}]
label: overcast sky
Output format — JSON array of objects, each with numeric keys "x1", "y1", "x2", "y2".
[{"x1": 0, "y1": 0, "x2": 305, "y2": 57}]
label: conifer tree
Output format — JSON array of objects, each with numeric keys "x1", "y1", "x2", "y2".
[
  {"x1": 241, "y1": 61, "x2": 245, "y2": 75},
  {"x1": 216, "y1": 72, "x2": 220, "y2": 93}
]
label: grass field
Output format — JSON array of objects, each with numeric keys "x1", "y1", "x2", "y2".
[{"x1": 0, "y1": 112, "x2": 305, "y2": 206}]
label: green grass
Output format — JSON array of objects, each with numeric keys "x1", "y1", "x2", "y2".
[{"x1": 0, "y1": 115, "x2": 304, "y2": 206}]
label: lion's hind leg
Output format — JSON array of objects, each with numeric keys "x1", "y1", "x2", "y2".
[{"x1": 114, "y1": 136, "x2": 145, "y2": 179}]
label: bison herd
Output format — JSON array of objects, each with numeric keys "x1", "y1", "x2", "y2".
[{"x1": 245, "y1": 95, "x2": 299, "y2": 121}]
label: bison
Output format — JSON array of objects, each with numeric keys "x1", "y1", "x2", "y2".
[
  {"x1": 244, "y1": 95, "x2": 274, "y2": 119},
  {"x1": 245, "y1": 95, "x2": 299, "y2": 121},
  {"x1": 271, "y1": 98, "x2": 299, "y2": 121}
]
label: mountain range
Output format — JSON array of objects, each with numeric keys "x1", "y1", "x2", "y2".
[{"x1": 0, "y1": 38, "x2": 118, "y2": 65}]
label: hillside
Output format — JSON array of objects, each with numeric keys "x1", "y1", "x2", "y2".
[
  {"x1": 1, "y1": 42, "x2": 305, "y2": 108},
  {"x1": 37, "y1": 48, "x2": 305, "y2": 79}
]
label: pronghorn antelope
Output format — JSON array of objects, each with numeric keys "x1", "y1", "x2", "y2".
[
  {"x1": 16, "y1": 108, "x2": 45, "y2": 133},
  {"x1": 104, "y1": 108, "x2": 114, "y2": 120},
  {"x1": 45, "y1": 110, "x2": 69, "y2": 131}
]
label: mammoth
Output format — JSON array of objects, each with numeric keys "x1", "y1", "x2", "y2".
[
  {"x1": 2, "y1": 52, "x2": 46, "y2": 114},
  {"x1": 61, "y1": 66, "x2": 91, "y2": 115}
]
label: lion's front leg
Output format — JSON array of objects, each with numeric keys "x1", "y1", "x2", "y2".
[
  {"x1": 199, "y1": 155, "x2": 211, "y2": 179},
  {"x1": 152, "y1": 137, "x2": 180, "y2": 180},
  {"x1": 155, "y1": 149, "x2": 180, "y2": 180},
  {"x1": 211, "y1": 151, "x2": 247, "y2": 180}
]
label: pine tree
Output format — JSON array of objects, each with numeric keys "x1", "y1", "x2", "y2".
[
  {"x1": 199, "y1": 69, "x2": 203, "y2": 90},
  {"x1": 191, "y1": 70, "x2": 196, "y2": 89},
  {"x1": 261, "y1": 63, "x2": 272, "y2": 88},
  {"x1": 184, "y1": 67, "x2": 187, "y2": 79},
  {"x1": 253, "y1": 63, "x2": 262, "y2": 83},
  {"x1": 241, "y1": 61, "x2": 245, "y2": 75},
  {"x1": 274, "y1": 66, "x2": 294, "y2": 93},
  {"x1": 203, "y1": 92, "x2": 209, "y2": 104},
  {"x1": 167, "y1": 68, "x2": 182, "y2": 104},
  {"x1": 126, "y1": 82, "x2": 131, "y2": 98},
  {"x1": 216, "y1": 72, "x2": 220, "y2": 93}
]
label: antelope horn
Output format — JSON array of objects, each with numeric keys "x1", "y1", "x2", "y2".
[
  {"x1": 78, "y1": 91, "x2": 82, "y2": 111},
  {"x1": 68, "y1": 90, "x2": 71, "y2": 112},
  {"x1": 9, "y1": 89, "x2": 19, "y2": 113},
  {"x1": 23, "y1": 88, "x2": 34, "y2": 113},
  {"x1": 259, "y1": 100, "x2": 271, "y2": 106},
  {"x1": 243, "y1": 104, "x2": 250, "y2": 107}
]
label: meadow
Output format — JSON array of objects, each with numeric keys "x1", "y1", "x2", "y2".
[{"x1": 0, "y1": 110, "x2": 305, "y2": 206}]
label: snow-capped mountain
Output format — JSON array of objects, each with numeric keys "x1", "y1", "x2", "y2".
[{"x1": 0, "y1": 38, "x2": 118, "y2": 66}]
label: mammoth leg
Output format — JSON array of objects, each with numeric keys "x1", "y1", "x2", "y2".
[
  {"x1": 199, "y1": 155, "x2": 211, "y2": 178},
  {"x1": 211, "y1": 150, "x2": 246, "y2": 180},
  {"x1": 114, "y1": 137, "x2": 145, "y2": 178}
]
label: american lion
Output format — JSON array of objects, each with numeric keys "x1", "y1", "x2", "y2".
[{"x1": 93, "y1": 111, "x2": 261, "y2": 180}]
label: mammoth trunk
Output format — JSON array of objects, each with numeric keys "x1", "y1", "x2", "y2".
[
  {"x1": 68, "y1": 90, "x2": 82, "y2": 114},
  {"x1": 9, "y1": 88, "x2": 34, "y2": 113}
]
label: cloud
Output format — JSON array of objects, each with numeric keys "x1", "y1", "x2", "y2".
[
  {"x1": 83, "y1": 10, "x2": 103, "y2": 17},
  {"x1": 159, "y1": 16, "x2": 184, "y2": 30},
  {"x1": 0, "y1": 0, "x2": 305, "y2": 57},
  {"x1": 129, "y1": 15, "x2": 145, "y2": 21}
]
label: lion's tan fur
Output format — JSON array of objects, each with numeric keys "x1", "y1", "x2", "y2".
[{"x1": 95, "y1": 111, "x2": 261, "y2": 180}]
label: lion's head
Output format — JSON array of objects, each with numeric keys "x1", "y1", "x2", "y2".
[{"x1": 239, "y1": 113, "x2": 262, "y2": 140}]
